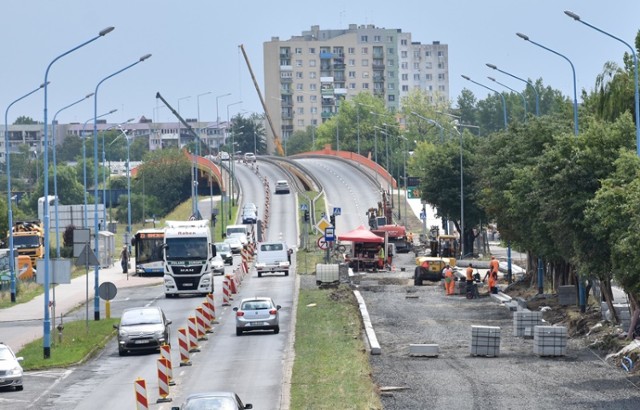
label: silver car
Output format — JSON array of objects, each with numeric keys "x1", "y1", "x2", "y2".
[
  {"x1": 211, "y1": 254, "x2": 225, "y2": 275},
  {"x1": 172, "y1": 391, "x2": 252, "y2": 409},
  {"x1": 224, "y1": 237, "x2": 242, "y2": 254},
  {"x1": 0, "y1": 343, "x2": 23, "y2": 391},
  {"x1": 233, "y1": 297, "x2": 281, "y2": 336},
  {"x1": 114, "y1": 307, "x2": 171, "y2": 356}
]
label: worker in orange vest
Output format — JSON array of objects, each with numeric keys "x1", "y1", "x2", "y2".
[
  {"x1": 485, "y1": 269, "x2": 498, "y2": 294},
  {"x1": 489, "y1": 256, "x2": 500, "y2": 276},
  {"x1": 444, "y1": 264, "x2": 455, "y2": 296}
]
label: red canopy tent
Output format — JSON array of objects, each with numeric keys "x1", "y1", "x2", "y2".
[{"x1": 338, "y1": 225, "x2": 384, "y2": 243}]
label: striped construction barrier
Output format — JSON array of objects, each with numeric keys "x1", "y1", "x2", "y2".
[
  {"x1": 195, "y1": 307, "x2": 208, "y2": 341},
  {"x1": 156, "y1": 357, "x2": 172, "y2": 403},
  {"x1": 159, "y1": 344, "x2": 175, "y2": 385},
  {"x1": 201, "y1": 301, "x2": 213, "y2": 333},
  {"x1": 177, "y1": 328, "x2": 191, "y2": 366},
  {"x1": 134, "y1": 378, "x2": 149, "y2": 410},
  {"x1": 187, "y1": 317, "x2": 200, "y2": 352},
  {"x1": 206, "y1": 293, "x2": 218, "y2": 323},
  {"x1": 226, "y1": 274, "x2": 238, "y2": 294},
  {"x1": 222, "y1": 278, "x2": 231, "y2": 306}
]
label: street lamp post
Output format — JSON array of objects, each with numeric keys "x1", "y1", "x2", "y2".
[
  {"x1": 488, "y1": 76, "x2": 527, "y2": 122},
  {"x1": 42, "y1": 25, "x2": 115, "y2": 359},
  {"x1": 5, "y1": 83, "x2": 46, "y2": 303},
  {"x1": 516, "y1": 32, "x2": 578, "y2": 135},
  {"x1": 52, "y1": 92, "x2": 94, "y2": 257},
  {"x1": 227, "y1": 101, "x2": 242, "y2": 212},
  {"x1": 411, "y1": 112, "x2": 445, "y2": 142},
  {"x1": 399, "y1": 136, "x2": 408, "y2": 227},
  {"x1": 461, "y1": 75, "x2": 508, "y2": 129},
  {"x1": 564, "y1": 10, "x2": 640, "y2": 155},
  {"x1": 82, "y1": 110, "x2": 117, "y2": 227},
  {"x1": 102, "y1": 119, "x2": 134, "y2": 227},
  {"x1": 486, "y1": 63, "x2": 540, "y2": 116},
  {"x1": 92, "y1": 54, "x2": 152, "y2": 321}
]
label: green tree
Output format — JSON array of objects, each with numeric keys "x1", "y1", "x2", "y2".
[
  {"x1": 135, "y1": 148, "x2": 191, "y2": 215},
  {"x1": 14, "y1": 116, "x2": 36, "y2": 125},
  {"x1": 286, "y1": 127, "x2": 315, "y2": 155},
  {"x1": 57, "y1": 135, "x2": 83, "y2": 162}
]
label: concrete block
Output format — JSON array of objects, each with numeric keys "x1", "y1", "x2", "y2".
[
  {"x1": 470, "y1": 325, "x2": 501, "y2": 357},
  {"x1": 533, "y1": 325, "x2": 567, "y2": 357},
  {"x1": 409, "y1": 344, "x2": 439, "y2": 357},
  {"x1": 513, "y1": 311, "x2": 543, "y2": 337}
]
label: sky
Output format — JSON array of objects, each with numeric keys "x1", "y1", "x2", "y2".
[{"x1": 2, "y1": 0, "x2": 639, "y2": 125}]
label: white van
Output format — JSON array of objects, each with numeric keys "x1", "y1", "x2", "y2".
[
  {"x1": 255, "y1": 241, "x2": 291, "y2": 277},
  {"x1": 226, "y1": 224, "x2": 248, "y2": 239}
]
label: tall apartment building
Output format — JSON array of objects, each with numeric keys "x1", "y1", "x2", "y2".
[{"x1": 263, "y1": 24, "x2": 449, "y2": 153}]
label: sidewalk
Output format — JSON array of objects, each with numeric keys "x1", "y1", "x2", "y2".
[{"x1": 0, "y1": 258, "x2": 163, "y2": 351}]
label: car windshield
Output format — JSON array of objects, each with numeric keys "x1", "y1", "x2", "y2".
[
  {"x1": 165, "y1": 237, "x2": 208, "y2": 260},
  {"x1": 242, "y1": 300, "x2": 271, "y2": 310},
  {"x1": 0, "y1": 346, "x2": 14, "y2": 360},
  {"x1": 121, "y1": 309, "x2": 162, "y2": 326},
  {"x1": 261, "y1": 243, "x2": 283, "y2": 251},
  {"x1": 185, "y1": 396, "x2": 237, "y2": 410},
  {"x1": 215, "y1": 243, "x2": 230, "y2": 252}
]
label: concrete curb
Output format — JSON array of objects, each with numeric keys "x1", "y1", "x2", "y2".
[{"x1": 353, "y1": 290, "x2": 381, "y2": 355}]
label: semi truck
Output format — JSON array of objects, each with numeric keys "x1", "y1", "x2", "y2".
[
  {"x1": 10, "y1": 221, "x2": 45, "y2": 268},
  {"x1": 163, "y1": 220, "x2": 216, "y2": 297}
]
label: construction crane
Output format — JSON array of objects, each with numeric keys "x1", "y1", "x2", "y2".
[{"x1": 239, "y1": 44, "x2": 285, "y2": 156}]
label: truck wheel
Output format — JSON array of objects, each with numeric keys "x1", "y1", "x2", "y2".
[
  {"x1": 236, "y1": 328, "x2": 243, "y2": 336},
  {"x1": 414, "y1": 276, "x2": 423, "y2": 286},
  {"x1": 258, "y1": 272, "x2": 262, "y2": 278},
  {"x1": 284, "y1": 270, "x2": 289, "y2": 276}
]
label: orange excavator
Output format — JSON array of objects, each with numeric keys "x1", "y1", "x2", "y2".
[{"x1": 239, "y1": 44, "x2": 285, "y2": 156}]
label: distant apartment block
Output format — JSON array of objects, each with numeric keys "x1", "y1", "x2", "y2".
[{"x1": 263, "y1": 24, "x2": 449, "y2": 152}]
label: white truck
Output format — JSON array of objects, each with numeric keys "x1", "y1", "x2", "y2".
[
  {"x1": 163, "y1": 220, "x2": 216, "y2": 297},
  {"x1": 255, "y1": 241, "x2": 291, "y2": 277}
]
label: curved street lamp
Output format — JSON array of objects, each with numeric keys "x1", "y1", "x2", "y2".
[
  {"x1": 410, "y1": 111, "x2": 445, "y2": 142},
  {"x1": 564, "y1": 10, "x2": 640, "y2": 155},
  {"x1": 516, "y1": 32, "x2": 578, "y2": 135},
  {"x1": 486, "y1": 63, "x2": 539, "y2": 116},
  {"x1": 52, "y1": 92, "x2": 94, "y2": 257},
  {"x1": 488, "y1": 76, "x2": 527, "y2": 122},
  {"x1": 92, "y1": 53, "x2": 152, "y2": 321},
  {"x1": 4, "y1": 82, "x2": 47, "y2": 303},
  {"x1": 42, "y1": 25, "x2": 115, "y2": 359},
  {"x1": 461, "y1": 75, "x2": 508, "y2": 129}
]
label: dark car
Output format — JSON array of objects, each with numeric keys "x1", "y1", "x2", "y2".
[
  {"x1": 171, "y1": 391, "x2": 252, "y2": 409},
  {"x1": 114, "y1": 306, "x2": 171, "y2": 356}
]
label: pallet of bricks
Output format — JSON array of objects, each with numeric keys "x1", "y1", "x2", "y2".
[
  {"x1": 470, "y1": 325, "x2": 500, "y2": 357},
  {"x1": 533, "y1": 326, "x2": 567, "y2": 357}
]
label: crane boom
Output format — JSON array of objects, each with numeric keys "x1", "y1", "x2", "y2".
[
  {"x1": 239, "y1": 44, "x2": 285, "y2": 156},
  {"x1": 155, "y1": 92, "x2": 209, "y2": 153}
]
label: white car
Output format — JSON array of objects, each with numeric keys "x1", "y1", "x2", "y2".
[
  {"x1": 211, "y1": 254, "x2": 225, "y2": 275},
  {"x1": 0, "y1": 343, "x2": 23, "y2": 391},
  {"x1": 224, "y1": 237, "x2": 243, "y2": 254},
  {"x1": 275, "y1": 180, "x2": 290, "y2": 194},
  {"x1": 243, "y1": 152, "x2": 257, "y2": 163},
  {"x1": 228, "y1": 232, "x2": 248, "y2": 247}
]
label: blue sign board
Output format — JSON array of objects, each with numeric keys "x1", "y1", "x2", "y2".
[
  {"x1": 332, "y1": 207, "x2": 341, "y2": 216},
  {"x1": 324, "y1": 227, "x2": 335, "y2": 242}
]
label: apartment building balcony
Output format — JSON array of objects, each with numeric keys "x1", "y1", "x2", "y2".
[
  {"x1": 320, "y1": 51, "x2": 333, "y2": 59},
  {"x1": 280, "y1": 65, "x2": 293, "y2": 71},
  {"x1": 321, "y1": 111, "x2": 335, "y2": 119},
  {"x1": 320, "y1": 87, "x2": 335, "y2": 96},
  {"x1": 320, "y1": 76, "x2": 334, "y2": 83},
  {"x1": 281, "y1": 112, "x2": 293, "y2": 120},
  {"x1": 333, "y1": 63, "x2": 345, "y2": 69},
  {"x1": 373, "y1": 89, "x2": 385, "y2": 97},
  {"x1": 372, "y1": 60, "x2": 385, "y2": 68}
]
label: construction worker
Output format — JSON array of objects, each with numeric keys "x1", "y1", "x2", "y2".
[
  {"x1": 484, "y1": 269, "x2": 497, "y2": 295},
  {"x1": 466, "y1": 263, "x2": 478, "y2": 299},
  {"x1": 444, "y1": 264, "x2": 455, "y2": 296},
  {"x1": 377, "y1": 245, "x2": 385, "y2": 270},
  {"x1": 490, "y1": 255, "x2": 500, "y2": 276},
  {"x1": 407, "y1": 231, "x2": 414, "y2": 245},
  {"x1": 466, "y1": 263, "x2": 474, "y2": 281}
]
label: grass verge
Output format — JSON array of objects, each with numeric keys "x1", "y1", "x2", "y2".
[
  {"x1": 290, "y1": 285, "x2": 381, "y2": 409},
  {"x1": 18, "y1": 318, "x2": 119, "y2": 370}
]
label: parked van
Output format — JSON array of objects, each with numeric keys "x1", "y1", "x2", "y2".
[
  {"x1": 226, "y1": 224, "x2": 248, "y2": 239},
  {"x1": 255, "y1": 241, "x2": 290, "y2": 277}
]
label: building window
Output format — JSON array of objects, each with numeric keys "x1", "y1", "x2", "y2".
[
  {"x1": 348, "y1": 59, "x2": 355, "y2": 66},
  {"x1": 349, "y1": 71, "x2": 356, "y2": 78},
  {"x1": 388, "y1": 59, "x2": 394, "y2": 66},
  {"x1": 438, "y1": 73, "x2": 445, "y2": 81},
  {"x1": 413, "y1": 63, "x2": 420, "y2": 69},
  {"x1": 295, "y1": 60, "x2": 303, "y2": 67},
  {"x1": 362, "y1": 83, "x2": 369, "y2": 89},
  {"x1": 297, "y1": 119, "x2": 305, "y2": 126},
  {"x1": 425, "y1": 51, "x2": 431, "y2": 57},
  {"x1": 388, "y1": 94, "x2": 395, "y2": 102},
  {"x1": 388, "y1": 83, "x2": 395, "y2": 90},
  {"x1": 401, "y1": 51, "x2": 408, "y2": 58},
  {"x1": 309, "y1": 47, "x2": 316, "y2": 54},
  {"x1": 402, "y1": 85, "x2": 409, "y2": 91},
  {"x1": 401, "y1": 73, "x2": 408, "y2": 81},
  {"x1": 297, "y1": 107, "x2": 304, "y2": 114},
  {"x1": 388, "y1": 71, "x2": 395, "y2": 78},
  {"x1": 296, "y1": 95, "x2": 304, "y2": 102},
  {"x1": 413, "y1": 51, "x2": 420, "y2": 58},
  {"x1": 311, "y1": 107, "x2": 318, "y2": 114},
  {"x1": 387, "y1": 36, "x2": 394, "y2": 42},
  {"x1": 425, "y1": 62, "x2": 432, "y2": 69},
  {"x1": 361, "y1": 47, "x2": 368, "y2": 54},
  {"x1": 310, "y1": 83, "x2": 317, "y2": 90},
  {"x1": 295, "y1": 47, "x2": 302, "y2": 54},
  {"x1": 438, "y1": 85, "x2": 446, "y2": 91},
  {"x1": 426, "y1": 74, "x2": 432, "y2": 81},
  {"x1": 438, "y1": 51, "x2": 444, "y2": 57},
  {"x1": 374, "y1": 35, "x2": 381, "y2": 42},
  {"x1": 401, "y1": 62, "x2": 408, "y2": 69},
  {"x1": 296, "y1": 83, "x2": 304, "y2": 90},
  {"x1": 361, "y1": 35, "x2": 368, "y2": 42},
  {"x1": 413, "y1": 74, "x2": 420, "y2": 81},
  {"x1": 296, "y1": 72, "x2": 303, "y2": 79},
  {"x1": 362, "y1": 71, "x2": 369, "y2": 78},
  {"x1": 309, "y1": 72, "x2": 317, "y2": 79},
  {"x1": 309, "y1": 60, "x2": 316, "y2": 67},
  {"x1": 401, "y1": 39, "x2": 407, "y2": 45},
  {"x1": 362, "y1": 59, "x2": 369, "y2": 66},
  {"x1": 310, "y1": 95, "x2": 317, "y2": 102},
  {"x1": 349, "y1": 83, "x2": 356, "y2": 89},
  {"x1": 388, "y1": 48, "x2": 394, "y2": 55},
  {"x1": 348, "y1": 47, "x2": 355, "y2": 54}
]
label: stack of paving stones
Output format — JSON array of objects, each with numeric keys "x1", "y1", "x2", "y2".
[
  {"x1": 470, "y1": 325, "x2": 501, "y2": 357},
  {"x1": 557, "y1": 285, "x2": 575, "y2": 306},
  {"x1": 513, "y1": 310, "x2": 543, "y2": 338},
  {"x1": 533, "y1": 326, "x2": 567, "y2": 357},
  {"x1": 601, "y1": 303, "x2": 631, "y2": 331}
]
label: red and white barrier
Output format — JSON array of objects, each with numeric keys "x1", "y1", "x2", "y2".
[
  {"x1": 156, "y1": 357, "x2": 172, "y2": 403},
  {"x1": 159, "y1": 344, "x2": 175, "y2": 385},
  {"x1": 195, "y1": 306, "x2": 208, "y2": 341},
  {"x1": 134, "y1": 378, "x2": 149, "y2": 410},
  {"x1": 226, "y1": 274, "x2": 238, "y2": 295},
  {"x1": 222, "y1": 278, "x2": 231, "y2": 306},
  {"x1": 206, "y1": 293, "x2": 217, "y2": 323},
  {"x1": 177, "y1": 328, "x2": 191, "y2": 366},
  {"x1": 187, "y1": 317, "x2": 200, "y2": 352},
  {"x1": 201, "y1": 301, "x2": 213, "y2": 333}
]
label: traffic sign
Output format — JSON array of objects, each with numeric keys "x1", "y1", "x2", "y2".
[
  {"x1": 333, "y1": 207, "x2": 341, "y2": 216},
  {"x1": 419, "y1": 210, "x2": 426, "y2": 220},
  {"x1": 317, "y1": 236, "x2": 328, "y2": 250},
  {"x1": 315, "y1": 217, "x2": 331, "y2": 234},
  {"x1": 407, "y1": 187, "x2": 421, "y2": 199},
  {"x1": 325, "y1": 227, "x2": 335, "y2": 242},
  {"x1": 98, "y1": 281, "x2": 118, "y2": 300},
  {"x1": 300, "y1": 203, "x2": 308, "y2": 211}
]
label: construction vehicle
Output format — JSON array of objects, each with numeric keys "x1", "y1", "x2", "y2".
[
  {"x1": 367, "y1": 191, "x2": 411, "y2": 253},
  {"x1": 427, "y1": 225, "x2": 458, "y2": 258},
  {"x1": 10, "y1": 221, "x2": 45, "y2": 268},
  {"x1": 239, "y1": 44, "x2": 285, "y2": 156}
]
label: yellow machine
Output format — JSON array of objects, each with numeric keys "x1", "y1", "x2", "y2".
[
  {"x1": 414, "y1": 256, "x2": 457, "y2": 285},
  {"x1": 10, "y1": 221, "x2": 45, "y2": 268}
]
